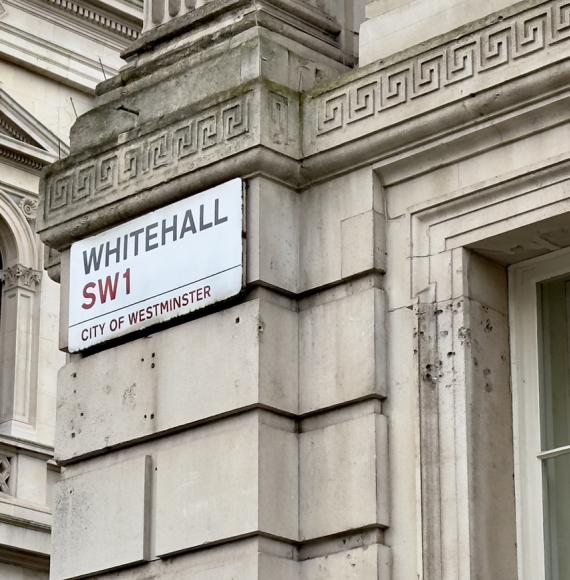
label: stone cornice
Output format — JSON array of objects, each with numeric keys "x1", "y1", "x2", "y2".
[
  {"x1": 38, "y1": 0, "x2": 570, "y2": 248},
  {"x1": 41, "y1": 0, "x2": 141, "y2": 40},
  {"x1": 125, "y1": 0, "x2": 343, "y2": 61},
  {"x1": 39, "y1": 81, "x2": 301, "y2": 242},
  {"x1": 303, "y1": 0, "x2": 570, "y2": 155}
]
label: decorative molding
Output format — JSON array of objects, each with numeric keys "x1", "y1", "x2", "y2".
[
  {"x1": 0, "y1": 112, "x2": 39, "y2": 147},
  {"x1": 0, "y1": 88, "x2": 68, "y2": 170},
  {"x1": 0, "y1": 147, "x2": 45, "y2": 170},
  {"x1": 0, "y1": 18, "x2": 118, "y2": 91},
  {"x1": 44, "y1": 93, "x2": 251, "y2": 221},
  {"x1": 0, "y1": 455, "x2": 11, "y2": 494},
  {"x1": 313, "y1": 0, "x2": 570, "y2": 137},
  {"x1": 42, "y1": 0, "x2": 140, "y2": 40},
  {"x1": 19, "y1": 197, "x2": 38, "y2": 222},
  {"x1": 0, "y1": 264, "x2": 42, "y2": 290},
  {"x1": 0, "y1": 88, "x2": 69, "y2": 157},
  {"x1": 0, "y1": 181, "x2": 40, "y2": 222}
]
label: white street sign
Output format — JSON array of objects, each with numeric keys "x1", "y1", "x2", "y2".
[{"x1": 68, "y1": 179, "x2": 244, "y2": 352}]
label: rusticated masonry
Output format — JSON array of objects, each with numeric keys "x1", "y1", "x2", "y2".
[{"x1": 46, "y1": 0, "x2": 140, "y2": 39}]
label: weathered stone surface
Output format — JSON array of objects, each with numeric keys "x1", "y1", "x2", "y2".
[
  {"x1": 301, "y1": 543, "x2": 391, "y2": 580},
  {"x1": 300, "y1": 168, "x2": 383, "y2": 291},
  {"x1": 303, "y1": 0, "x2": 570, "y2": 158},
  {"x1": 299, "y1": 401, "x2": 389, "y2": 540},
  {"x1": 56, "y1": 298, "x2": 298, "y2": 462},
  {"x1": 51, "y1": 456, "x2": 150, "y2": 579},
  {"x1": 299, "y1": 284, "x2": 386, "y2": 413},
  {"x1": 36, "y1": 1, "x2": 350, "y2": 248},
  {"x1": 155, "y1": 412, "x2": 297, "y2": 555},
  {"x1": 39, "y1": 0, "x2": 570, "y2": 579},
  {"x1": 246, "y1": 177, "x2": 299, "y2": 293},
  {"x1": 341, "y1": 209, "x2": 385, "y2": 279}
]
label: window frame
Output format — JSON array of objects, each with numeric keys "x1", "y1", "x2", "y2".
[{"x1": 509, "y1": 246, "x2": 570, "y2": 580}]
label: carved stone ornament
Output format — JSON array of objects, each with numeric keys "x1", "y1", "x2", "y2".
[
  {"x1": 0, "y1": 264, "x2": 41, "y2": 290},
  {"x1": 19, "y1": 197, "x2": 38, "y2": 222},
  {"x1": 0, "y1": 455, "x2": 12, "y2": 495}
]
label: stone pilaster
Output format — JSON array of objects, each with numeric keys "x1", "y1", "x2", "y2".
[{"x1": 0, "y1": 264, "x2": 41, "y2": 436}]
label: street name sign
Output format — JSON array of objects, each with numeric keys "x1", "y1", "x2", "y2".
[{"x1": 68, "y1": 179, "x2": 244, "y2": 352}]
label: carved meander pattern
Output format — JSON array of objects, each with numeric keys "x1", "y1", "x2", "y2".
[
  {"x1": 316, "y1": 0, "x2": 570, "y2": 135},
  {"x1": 43, "y1": 1, "x2": 570, "y2": 225},
  {"x1": 45, "y1": 95, "x2": 250, "y2": 219}
]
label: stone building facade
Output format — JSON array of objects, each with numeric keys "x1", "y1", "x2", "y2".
[
  {"x1": 35, "y1": 0, "x2": 570, "y2": 579},
  {"x1": 0, "y1": 1, "x2": 142, "y2": 577}
]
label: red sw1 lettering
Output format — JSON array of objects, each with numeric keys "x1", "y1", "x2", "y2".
[{"x1": 82, "y1": 268, "x2": 131, "y2": 310}]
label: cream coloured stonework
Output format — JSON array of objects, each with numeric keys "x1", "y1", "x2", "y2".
[
  {"x1": 30, "y1": 0, "x2": 570, "y2": 579},
  {"x1": 0, "y1": 0, "x2": 142, "y2": 577}
]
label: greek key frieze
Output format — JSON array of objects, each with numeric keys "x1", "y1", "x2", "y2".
[
  {"x1": 316, "y1": 0, "x2": 570, "y2": 136},
  {"x1": 45, "y1": 95, "x2": 251, "y2": 219}
]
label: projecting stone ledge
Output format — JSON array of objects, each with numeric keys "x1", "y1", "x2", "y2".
[
  {"x1": 39, "y1": 0, "x2": 570, "y2": 253},
  {"x1": 38, "y1": 80, "x2": 300, "y2": 248},
  {"x1": 37, "y1": 0, "x2": 352, "y2": 249}
]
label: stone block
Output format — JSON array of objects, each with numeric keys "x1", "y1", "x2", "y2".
[
  {"x1": 56, "y1": 298, "x2": 298, "y2": 462},
  {"x1": 15, "y1": 454, "x2": 47, "y2": 506},
  {"x1": 299, "y1": 402, "x2": 389, "y2": 540},
  {"x1": 301, "y1": 543, "x2": 391, "y2": 579},
  {"x1": 259, "y1": 414, "x2": 299, "y2": 538},
  {"x1": 341, "y1": 210, "x2": 385, "y2": 279},
  {"x1": 247, "y1": 177, "x2": 299, "y2": 293},
  {"x1": 51, "y1": 455, "x2": 150, "y2": 579},
  {"x1": 466, "y1": 251, "x2": 508, "y2": 314},
  {"x1": 300, "y1": 168, "x2": 378, "y2": 291},
  {"x1": 155, "y1": 412, "x2": 298, "y2": 556},
  {"x1": 90, "y1": 537, "x2": 299, "y2": 580},
  {"x1": 299, "y1": 286, "x2": 386, "y2": 414}
]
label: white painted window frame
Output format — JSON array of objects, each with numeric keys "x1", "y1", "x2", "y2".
[{"x1": 509, "y1": 246, "x2": 570, "y2": 580}]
